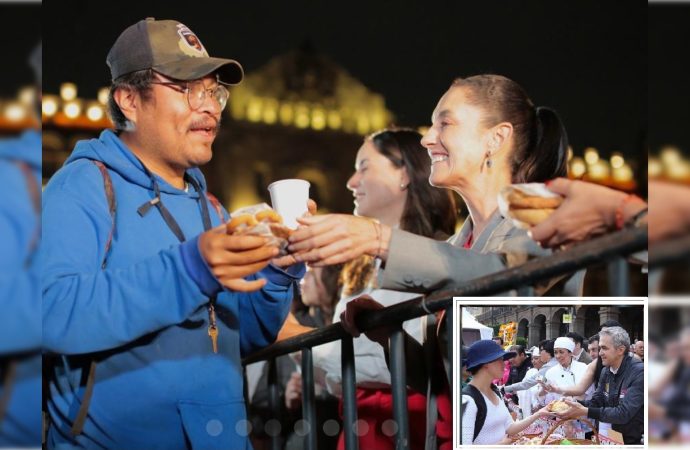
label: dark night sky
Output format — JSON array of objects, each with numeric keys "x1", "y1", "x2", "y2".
[
  {"x1": 649, "y1": 3, "x2": 690, "y2": 153},
  {"x1": 12, "y1": 0, "x2": 661, "y2": 156},
  {"x1": 2, "y1": 2, "x2": 40, "y2": 91}
]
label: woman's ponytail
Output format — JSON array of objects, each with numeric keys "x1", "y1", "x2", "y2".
[{"x1": 512, "y1": 106, "x2": 569, "y2": 183}]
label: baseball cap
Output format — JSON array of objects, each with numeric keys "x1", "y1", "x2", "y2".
[
  {"x1": 464, "y1": 340, "x2": 517, "y2": 371},
  {"x1": 106, "y1": 18, "x2": 243, "y2": 85}
]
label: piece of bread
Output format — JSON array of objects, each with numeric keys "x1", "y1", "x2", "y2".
[
  {"x1": 226, "y1": 214, "x2": 258, "y2": 234},
  {"x1": 547, "y1": 400, "x2": 570, "y2": 413},
  {"x1": 507, "y1": 190, "x2": 563, "y2": 209},
  {"x1": 509, "y1": 208, "x2": 556, "y2": 226},
  {"x1": 255, "y1": 210, "x2": 283, "y2": 223},
  {"x1": 226, "y1": 209, "x2": 293, "y2": 243}
]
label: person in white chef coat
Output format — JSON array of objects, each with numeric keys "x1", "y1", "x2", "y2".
[{"x1": 540, "y1": 337, "x2": 593, "y2": 405}]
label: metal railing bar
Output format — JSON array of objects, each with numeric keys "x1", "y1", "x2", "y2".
[
  {"x1": 389, "y1": 328, "x2": 410, "y2": 450},
  {"x1": 341, "y1": 335, "x2": 359, "y2": 450},
  {"x1": 301, "y1": 348, "x2": 317, "y2": 450},
  {"x1": 267, "y1": 358, "x2": 281, "y2": 450},
  {"x1": 243, "y1": 227, "x2": 646, "y2": 365},
  {"x1": 607, "y1": 257, "x2": 630, "y2": 296}
]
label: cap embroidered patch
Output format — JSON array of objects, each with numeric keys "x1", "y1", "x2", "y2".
[{"x1": 176, "y1": 24, "x2": 207, "y2": 56}]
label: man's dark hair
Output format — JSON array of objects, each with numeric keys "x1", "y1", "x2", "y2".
[
  {"x1": 588, "y1": 334, "x2": 600, "y2": 345},
  {"x1": 599, "y1": 320, "x2": 622, "y2": 331},
  {"x1": 509, "y1": 345, "x2": 526, "y2": 355},
  {"x1": 538, "y1": 339, "x2": 555, "y2": 357},
  {"x1": 107, "y1": 69, "x2": 155, "y2": 130},
  {"x1": 492, "y1": 336, "x2": 504, "y2": 346},
  {"x1": 566, "y1": 332, "x2": 585, "y2": 347}
]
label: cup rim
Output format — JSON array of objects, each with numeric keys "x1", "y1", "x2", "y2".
[{"x1": 268, "y1": 179, "x2": 311, "y2": 191}]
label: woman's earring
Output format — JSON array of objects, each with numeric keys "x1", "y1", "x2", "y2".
[
  {"x1": 400, "y1": 183, "x2": 408, "y2": 190},
  {"x1": 485, "y1": 151, "x2": 492, "y2": 169}
]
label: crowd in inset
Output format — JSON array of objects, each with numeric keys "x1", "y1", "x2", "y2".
[{"x1": 461, "y1": 321, "x2": 644, "y2": 445}]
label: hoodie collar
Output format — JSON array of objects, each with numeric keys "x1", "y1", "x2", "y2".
[{"x1": 65, "y1": 129, "x2": 207, "y2": 196}]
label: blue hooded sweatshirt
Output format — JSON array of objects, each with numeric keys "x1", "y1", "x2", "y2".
[
  {"x1": 0, "y1": 129, "x2": 42, "y2": 447},
  {"x1": 41, "y1": 130, "x2": 304, "y2": 449}
]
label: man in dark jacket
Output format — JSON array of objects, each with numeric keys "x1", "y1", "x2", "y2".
[
  {"x1": 557, "y1": 326, "x2": 644, "y2": 445},
  {"x1": 507, "y1": 345, "x2": 533, "y2": 386}
]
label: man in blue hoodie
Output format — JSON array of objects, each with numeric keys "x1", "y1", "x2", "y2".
[
  {"x1": 0, "y1": 42, "x2": 42, "y2": 448},
  {"x1": 41, "y1": 19, "x2": 305, "y2": 449}
]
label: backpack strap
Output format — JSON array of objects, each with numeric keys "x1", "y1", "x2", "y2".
[
  {"x1": 17, "y1": 161, "x2": 40, "y2": 214},
  {"x1": 92, "y1": 161, "x2": 117, "y2": 268},
  {"x1": 70, "y1": 359, "x2": 96, "y2": 436},
  {"x1": 205, "y1": 191, "x2": 225, "y2": 222},
  {"x1": 462, "y1": 384, "x2": 486, "y2": 443},
  {"x1": 16, "y1": 161, "x2": 41, "y2": 266},
  {"x1": 69, "y1": 161, "x2": 116, "y2": 436}
]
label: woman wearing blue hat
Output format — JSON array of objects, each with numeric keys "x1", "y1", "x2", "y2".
[{"x1": 462, "y1": 340, "x2": 554, "y2": 445}]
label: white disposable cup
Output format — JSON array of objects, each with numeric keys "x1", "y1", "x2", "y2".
[{"x1": 268, "y1": 179, "x2": 310, "y2": 229}]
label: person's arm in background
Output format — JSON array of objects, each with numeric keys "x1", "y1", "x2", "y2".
[
  {"x1": 529, "y1": 178, "x2": 647, "y2": 249},
  {"x1": 338, "y1": 296, "x2": 429, "y2": 394},
  {"x1": 584, "y1": 370, "x2": 607, "y2": 408},
  {"x1": 506, "y1": 406, "x2": 554, "y2": 436},
  {"x1": 505, "y1": 369, "x2": 541, "y2": 394},
  {"x1": 647, "y1": 180, "x2": 690, "y2": 243}
]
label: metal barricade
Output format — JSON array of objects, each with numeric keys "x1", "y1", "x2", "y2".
[{"x1": 243, "y1": 226, "x2": 647, "y2": 450}]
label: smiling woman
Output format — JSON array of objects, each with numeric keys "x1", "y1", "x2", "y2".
[{"x1": 289, "y1": 74, "x2": 583, "y2": 298}]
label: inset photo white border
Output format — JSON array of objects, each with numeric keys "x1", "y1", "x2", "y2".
[{"x1": 452, "y1": 297, "x2": 647, "y2": 449}]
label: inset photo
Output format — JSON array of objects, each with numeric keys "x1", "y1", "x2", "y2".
[{"x1": 455, "y1": 299, "x2": 646, "y2": 447}]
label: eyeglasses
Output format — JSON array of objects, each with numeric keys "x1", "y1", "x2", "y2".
[{"x1": 150, "y1": 77, "x2": 229, "y2": 111}]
